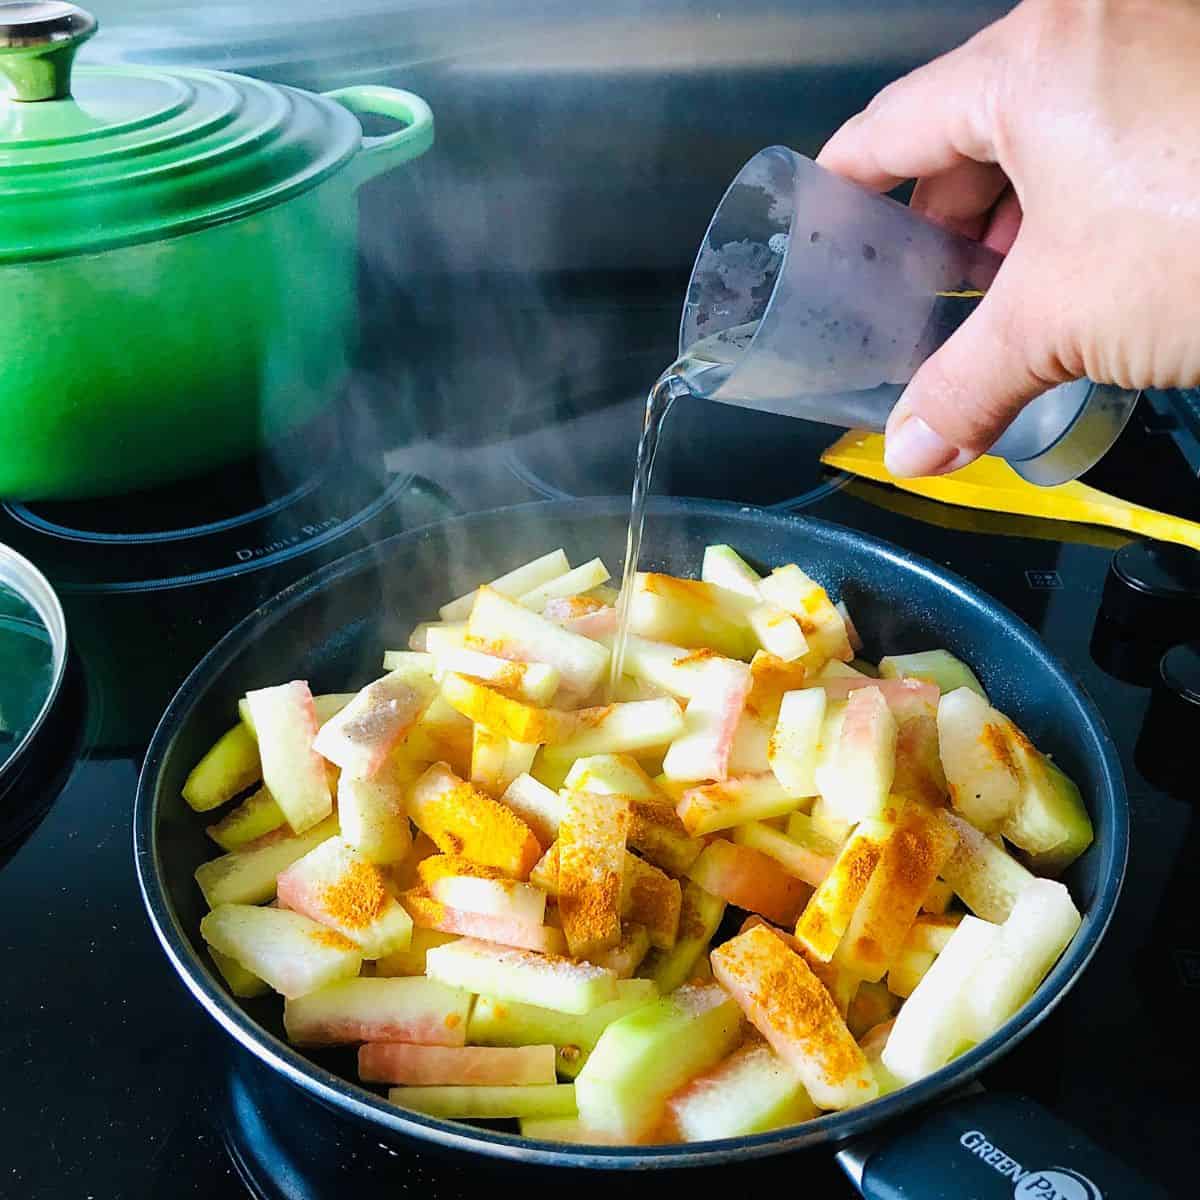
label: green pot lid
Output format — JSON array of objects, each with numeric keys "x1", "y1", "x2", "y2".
[{"x1": 0, "y1": 2, "x2": 362, "y2": 262}]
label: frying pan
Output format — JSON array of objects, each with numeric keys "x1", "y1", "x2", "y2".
[{"x1": 134, "y1": 497, "x2": 1141, "y2": 1197}]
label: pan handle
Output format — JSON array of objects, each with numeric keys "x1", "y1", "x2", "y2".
[
  {"x1": 324, "y1": 86, "x2": 434, "y2": 187},
  {"x1": 836, "y1": 1089, "x2": 1165, "y2": 1199}
]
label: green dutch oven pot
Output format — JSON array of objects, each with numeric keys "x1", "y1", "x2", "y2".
[{"x1": 0, "y1": 2, "x2": 434, "y2": 500}]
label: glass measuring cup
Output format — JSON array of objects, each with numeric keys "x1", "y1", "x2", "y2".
[{"x1": 679, "y1": 146, "x2": 1138, "y2": 486}]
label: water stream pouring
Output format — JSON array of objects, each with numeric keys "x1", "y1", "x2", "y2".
[
  {"x1": 609, "y1": 147, "x2": 1140, "y2": 689},
  {"x1": 678, "y1": 145, "x2": 1138, "y2": 488}
]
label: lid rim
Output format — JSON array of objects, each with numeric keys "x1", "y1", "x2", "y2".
[
  {"x1": 0, "y1": 65, "x2": 363, "y2": 264},
  {"x1": 1160, "y1": 643, "x2": 1200, "y2": 705},
  {"x1": 0, "y1": 541, "x2": 68, "y2": 788}
]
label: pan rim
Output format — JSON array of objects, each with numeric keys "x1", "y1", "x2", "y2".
[{"x1": 134, "y1": 495, "x2": 1128, "y2": 1168}]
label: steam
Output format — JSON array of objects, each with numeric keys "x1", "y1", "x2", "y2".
[{"x1": 78, "y1": 0, "x2": 1010, "y2": 647}]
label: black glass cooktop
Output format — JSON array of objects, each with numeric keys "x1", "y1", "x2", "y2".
[{"x1": 1, "y1": 282, "x2": 1197, "y2": 1200}]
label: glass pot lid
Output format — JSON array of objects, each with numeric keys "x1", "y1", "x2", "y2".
[
  {"x1": 0, "y1": 2, "x2": 364, "y2": 262},
  {"x1": 0, "y1": 542, "x2": 66, "y2": 785}
]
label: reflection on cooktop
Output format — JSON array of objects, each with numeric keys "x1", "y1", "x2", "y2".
[
  {"x1": 0, "y1": 650, "x2": 86, "y2": 865},
  {"x1": 220, "y1": 1048, "x2": 856, "y2": 1200},
  {"x1": 504, "y1": 351, "x2": 850, "y2": 509}
]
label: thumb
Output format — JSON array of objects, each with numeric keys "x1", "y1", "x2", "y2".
[{"x1": 883, "y1": 263, "x2": 1064, "y2": 478}]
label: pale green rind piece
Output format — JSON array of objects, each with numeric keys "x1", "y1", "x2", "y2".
[
  {"x1": 467, "y1": 979, "x2": 658, "y2": 1079},
  {"x1": 388, "y1": 1084, "x2": 577, "y2": 1120},
  {"x1": 199, "y1": 903, "x2": 362, "y2": 1000},
  {"x1": 574, "y1": 982, "x2": 743, "y2": 1139},
  {"x1": 519, "y1": 1117, "x2": 626, "y2": 1144},
  {"x1": 939, "y1": 810, "x2": 1035, "y2": 923},
  {"x1": 183, "y1": 723, "x2": 261, "y2": 812},
  {"x1": 1002, "y1": 756, "x2": 1094, "y2": 875},
  {"x1": 206, "y1": 787, "x2": 287, "y2": 851},
  {"x1": 700, "y1": 544, "x2": 763, "y2": 598},
  {"x1": 881, "y1": 915, "x2": 997, "y2": 1085},
  {"x1": 439, "y1": 548, "x2": 570, "y2": 622},
  {"x1": 209, "y1": 947, "x2": 269, "y2": 998},
  {"x1": 238, "y1": 692, "x2": 354, "y2": 735},
  {"x1": 879, "y1": 649, "x2": 986, "y2": 699},
  {"x1": 642, "y1": 882, "x2": 725, "y2": 993},
  {"x1": 959, "y1": 878, "x2": 1081, "y2": 1044},
  {"x1": 425, "y1": 938, "x2": 617, "y2": 1015},
  {"x1": 194, "y1": 815, "x2": 339, "y2": 908},
  {"x1": 667, "y1": 1042, "x2": 817, "y2": 1141}
]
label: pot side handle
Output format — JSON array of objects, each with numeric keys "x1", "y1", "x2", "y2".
[
  {"x1": 323, "y1": 86, "x2": 434, "y2": 187},
  {"x1": 836, "y1": 1090, "x2": 1165, "y2": 1199}
]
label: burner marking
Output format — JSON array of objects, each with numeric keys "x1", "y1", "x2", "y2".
[
  {"x1": 51, "y1": 474, "x2": 415, "y2": 595},
  {"x1": 1025, "y1": 570, "x2": 1064, "y2": 590}
]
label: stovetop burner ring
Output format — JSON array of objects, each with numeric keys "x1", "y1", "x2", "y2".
[
  {"x1": 2, "y1": 469, "x2": 328, "y2": 546},
  {"x1": 505, "y1": 446, "x2": 853, "y2": 513},
  {"x1": 497, "y1": 342, "x2": 859, "y2": 511},
  {"x1": 38, "y1": 469, "x2": 428, "y2": 596}
]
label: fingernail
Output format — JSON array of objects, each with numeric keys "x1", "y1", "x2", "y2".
[{"x1": 884, "y1": 416, "x2": 969, "y2": 478}]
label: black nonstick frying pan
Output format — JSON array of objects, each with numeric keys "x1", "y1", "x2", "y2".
[{"x1": 135, "y1": 497, "x2": 1145, "y2": 1197}]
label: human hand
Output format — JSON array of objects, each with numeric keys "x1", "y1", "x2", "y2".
[{"x1": 818, "y1": 0, "x2": 1200, "y2": 477}]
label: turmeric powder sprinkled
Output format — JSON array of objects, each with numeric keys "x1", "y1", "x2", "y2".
[
  {"x1": 309, "y1": 928, "x2": 359, "y2": 952},
  {"x1": 839, "y1": 805, "x2": 958, "y2": 977},
  {"x1": 1006, "y1": 720, "x2": 1037, "y2": 755},
  {"x1": 979, "y1": 722, "x2": 1020, "y2": 780},
  {"x1": 642, "y1": 573, "x2": 719, "y2": 607},
  {"x1": 317, "y1": 860, "x2": 389, "y2": 930},
  {"x1": 463, "y1": 634, "x2": 510, "y2": 658},
  {"x1": 892, "y1": 824, "x2": 936, "y2": 894},
  {"x1": 795, "y1": 829, "x2": 885, "y2": 960},
  {"x1": 488, "y1": 660, "x2": 529, "y2": 696},
  {"x1": 443, "y1": 676, "x2": 568, "y2": 742},
  {"x1": 744, "y1": 654, "x2": 807, "y2": 720},
  {"x1": 628, "y1": 873, "x2": 679, "y2": 939},
  {"x1": 679, "y1": 890, "x2": 715, "y2": 942},
  {"x1": 852, "y1": 934, "x2": 883, "y2": 963},
  {"x1": 555, "y1": 596, "x2": 607, "y2": 618},
  {"x1": 630, "y1": 798, "x2": 685, "y2": 832},
  {"x1": 558, "y1": 792, "x2": 630, "y2": 957},
  {"x1": 418, "y1": 854, "x2": 509, "y2": 886},
  {"x1": 422, "y1": 779, "x2": 541, "y2": 878},
  {"x1": 802, "y1": 590, "x2": 827, "y2": 615},
  {"x1": 399, "y1": 888, "x2": 448, "y2": 928},
  {"x1": 560, "y1": 867, "x2": 622, "y2": 953},
  {"x1": 675, "y1": 648, "x2": 719, "y2": 667},
  {"x1": 799, "y1": 906, "x2": 829, "y2": 941},
  {"x1": 844, "y1": 839, "x2": 882, "y2": 892},
  {"x1": 712, "y1": 926, "x2": 866, "y2": 1088},
  {"x1": 571, "y1": 705, "x2": 615, "y2": 731}
]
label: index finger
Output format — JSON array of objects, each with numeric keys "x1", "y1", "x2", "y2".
[{"x1": 816, "y1": 32, "x2": 1003, "y2": 191}]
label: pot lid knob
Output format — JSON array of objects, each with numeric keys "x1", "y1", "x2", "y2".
[{"x1": 0, "y1": 2, "x2": 96, "y2": 102}]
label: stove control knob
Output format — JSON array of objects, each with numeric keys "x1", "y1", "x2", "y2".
[
  {"x1": 1094, "y1": 540, "x2": 1200, "y2": 685},
  {"x1": 1136, "y1": 642, "x2": 1200, "y2": 794},
  {"x1": 1101, "y1": 540, "x2": 1200, "y2": 636},
  {"x1": 1154, "y1": 641, "x2": 1200, "y2": 723}
]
